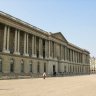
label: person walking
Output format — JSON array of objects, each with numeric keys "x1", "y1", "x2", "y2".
[{"x1": 43, "y1": 72, "x2": 46, "y2": 79}]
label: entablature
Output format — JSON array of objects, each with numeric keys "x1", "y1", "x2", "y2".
[{"x1": 0, "y1": 11, "x2": 49, "y2": 40}]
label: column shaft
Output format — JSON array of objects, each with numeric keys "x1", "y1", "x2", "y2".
[
  {"x1": 14, "y1": 29, "x2": 17, "y2": 53},
  {"x1": 14, "y1": 29, "x2": 20, "y2": 55},
  {"x1": 34, "y1": 36, "x2": 36, "y2": 57},
  {"x1": 24, "y1": 33, "x2": 29, "y2": 56},
  {"x1": 54, "y1": 43, "x2": 56, "y2": 59},
  {"x1": 39, "y1": 38, "x2": 43, "y2": 58},
  {"x1": 32, "y1": 35, "x2": 34, "y2": 57},
  {"x1": 65, "y1": 47, "x2": 67, "y2": 61},
  {"x1": 17, "y1": 30, "x2": 20, "y2": 54},
  {"x1": 26, "y1": 34, "x2": 29, "y2": 54},
  {"x1": 73, "y1": 51, "x2": 74, "y2": 62},
  {"x1": 3, "y1": 25, "x2": 7, "y2": 52},
  {"x1": 24, "y1": 33, "x2": 26, "y2": 55},
  {"x1": 7, "y1": 26, "x2": 10, "y2": 52},
  {"x1": 60, "y1": 45, "x2": 64, "y2": 60},
  {"x1": 45, "y1": 40, "x2": 48, "y2": 59},
  {"x1": 48, "y1": 40, "x2": 51, "y2": 59}
]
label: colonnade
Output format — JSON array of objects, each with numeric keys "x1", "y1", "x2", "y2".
[{"x1": 2, "y1": 24, "x2": 89, "y2": 65}]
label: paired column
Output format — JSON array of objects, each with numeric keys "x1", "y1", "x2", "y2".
[
  {"x1": 73, "y1": 51, "x2": 75, "y2": 62},
  {"x1": 49, "y1": 41, "x2": 53, "y2": 59},
  {"x1": 39, "y1": 38, "x2": 43, "y2": 58},
  {"x1": 32, "y1": 35, "x2": 36, "y2": 57},
  {"x1": 3, "y1": 25, "x2": 21, "y2": 55},
  {"x1": 24, "y1": 33, "x2": 29, "y2": 56},
  {"x1": 3, "y1": 25, "x2": 10, "y2": 53},
  {"x1": 32, "y1": 35, "x2": 34, "y2": 57},
  {"x1": 70, "y1": 50, "x2": 72, "y2": 62},
  {"x1": 14, "y1": 29, "x2": 20, "y2": 55}
]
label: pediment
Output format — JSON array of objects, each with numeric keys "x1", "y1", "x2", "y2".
[{"x1": 52, "y1": 32, "x2": 68, "y2": 43}]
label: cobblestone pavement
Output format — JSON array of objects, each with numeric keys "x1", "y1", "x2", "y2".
[{"x1": 0, "y1": 74, "x2": 96, "y2": 96}]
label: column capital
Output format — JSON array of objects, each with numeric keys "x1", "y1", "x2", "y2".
[{"x1": 14, "y1": 29, "x2": 20, "y2": 55}]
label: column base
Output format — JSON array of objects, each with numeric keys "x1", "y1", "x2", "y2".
[
  {"x1": 32, "y1": 54, "x2": 37, "y2": 58},
  {"x1": 23, "y1": 53, "x2": 29, "y2": 56},
  {"x1": 60, "y1": 59, "x2": 64, "y2": 61},
  {"x1": 3, "y1": 50, "x2": 10, "y2": 53},
  {"x1": 48, "y1": 56, "x2": 52, "y2": 59},
  {"x1": 39, "y1": 55, "x2": 43, "y2": 59},
  {"x1": 14, "y1": 52, "x2": 20, "y2": 55},
  {"x1": 45, "y1": 57, "x2": 48, "y2": 59}
]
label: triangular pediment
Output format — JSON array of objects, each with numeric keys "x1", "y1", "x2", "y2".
[{"x1": 51, "y1": 32, "x2": 68, "y2": 43}]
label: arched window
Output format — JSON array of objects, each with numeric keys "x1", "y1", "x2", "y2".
[
  {"x1": 21, "y1": 59, "x2": 24, "y2": 72},
  {"x1": 10, "y1": 58, "x2": 14, "y2": 72},
  {"x1": 0, "y1": 58, "x2": 2, "y2": 72},
  {"x1": 29, "y1": 60, "x2": 32, "y2": 72},
  {"x1": 44, "y1": 63, "x2": 46, "y2": 72},
  {"x1": 37, "y1": 62, "x2": 40, "y2": 73}
]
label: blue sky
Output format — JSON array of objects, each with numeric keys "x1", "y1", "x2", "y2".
[{"x1": 0, "y1": 0, "x2": 96, "y2": 57}]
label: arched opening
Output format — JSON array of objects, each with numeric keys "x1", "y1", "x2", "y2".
[
  {"x1": 21, "y1": 59, "x2": 24, "y2": 73},
  {"x1": 10, "y1": 58, "x2": 14, "y2": 72}
]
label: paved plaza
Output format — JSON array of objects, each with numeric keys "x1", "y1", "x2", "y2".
[{"x1": 0, "y1": 75, "x2": 96, "y2": 96}]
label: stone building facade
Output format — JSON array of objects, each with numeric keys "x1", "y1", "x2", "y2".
[{"x1": 0, "y1": 11, "x2": 90, "y2": 77}]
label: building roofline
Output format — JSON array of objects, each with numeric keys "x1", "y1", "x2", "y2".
[
  {"x1": 0, "y1": 11, "x2": 90, "y2": 54},
  {"x1": 68, "y1": 42, "x2": 90, "y2": 53},
  {"x1": 0, "y1": 11, "x2": 49, "y2": 35}
]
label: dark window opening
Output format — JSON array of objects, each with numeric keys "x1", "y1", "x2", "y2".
[
  {"x1": 10, "y1": 59, "x2": 14, "y2": 72},
  {"x1": 10, "y1": 63, "x2": 14, "y2": 72}
]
